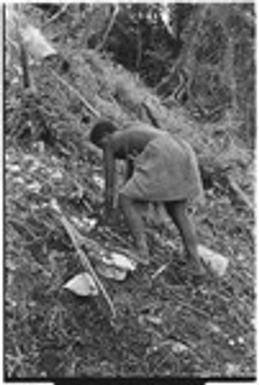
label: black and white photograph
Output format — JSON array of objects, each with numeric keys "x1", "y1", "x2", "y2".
[{"x1": 3, "y1": 2, "x2": 256, "y2": 381}]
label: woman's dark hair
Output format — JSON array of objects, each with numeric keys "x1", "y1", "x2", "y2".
[{"x1": 89, "y1": 120, "x2": 118, "y2": 147}]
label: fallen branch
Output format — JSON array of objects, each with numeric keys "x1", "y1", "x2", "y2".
[
  {"x1": 51, "y1": 199, "x2": 117, "y2": 318},
  {"x1": 173, "y1": 293, "x2": 210, "y2": 319},
  {"x1": 200, "y1": 164, "x2": 254, "y2": 212},
  {"x1": 151, "y1": 263, "x2": 170, "y2": 280},
  {"x1": 101, "y1": 225, "x2": 132, "y2": 248},
  {"x1": 96, "y1": 5, "x2": 119, "y2": 52},
  {"x1": 227, "y1": 176, "x2": 253, "y2": 212},
  {"x1": 141, "y1": 101, "x2": 161, "y2": 129},
  {"x1": 42, "y1": 4, "x2": 69, "y2": 28},
  {"x1": 50, "y1": 69, "x2": 101, "y2": 118}
]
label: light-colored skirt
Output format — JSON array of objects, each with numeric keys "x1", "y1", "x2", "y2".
[{"x1": 120, "y1": 132, "x2": 204, "y2": 203}]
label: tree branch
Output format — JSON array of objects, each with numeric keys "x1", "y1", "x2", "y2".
[
  {"x1": 96, "y1": 4, "x2": 119, "y2": 52},
  {"x1": 42, "y1": 4, "x2": 69, "y2": 28},
  {"x1": 50, "y1": 69, "x2": 101, "y2": 118},
  {"x1": 51, "y1": 199, "x2": 117, "y2": 318}
]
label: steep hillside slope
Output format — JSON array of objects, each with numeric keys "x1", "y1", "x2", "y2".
[{"x1": 5, "y1": 5, "x2": 255, "y2": 379}]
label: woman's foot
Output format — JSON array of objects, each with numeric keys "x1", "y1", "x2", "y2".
[
  {"x1": 186, "y1": 255, "x2": 207, "y2": 277},
  {"x1": 135, "y1": 246, "x2": 150, "y2": 265}
]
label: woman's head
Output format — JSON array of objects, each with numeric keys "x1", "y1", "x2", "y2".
[{"x1": 89, "y1": 120, "x2": 118, "y2": 148}]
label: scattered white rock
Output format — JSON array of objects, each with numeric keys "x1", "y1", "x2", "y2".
[
  {"x1": 51, "y1": 170, "x2": 63, "y2": 180},
  {"x1": 237, "y1": 336, "x2": 245, "y2": 345},
  {"x1": 225, "y1": 362, "x2": 240, "y2": 376},
  {"x1": 95, "y1": 263, "x2": 127, "y2": 281},
  {"x1": 63, "y1": 272, "x2": 99, "y2": 296},
  {"x1": 228, "y1": 339, "x2": 235, "y2": 346},
  {"x1": 171, "y1": 341, "x2": 189, "y2": 354},
  {"x1": 7, "y1": 164, "x2": 20, "y2": 173},
  {"x1": 27, "y1": 181, "x2": 41, "y2": 193},
  {"x1": 93, "y1": 174, "x2": 105, "y2": 190},
  {"x1": 82, "y1": 217, "x2": 97, "y2": 231},
  {"x1": 208, "y1": 322, "x2": 221, "y2": 334},
  {"x1": 198, "y1": 244, "x2": 229, "y2": 277},
  {"x1": 103, "y1": 251, "x2": 137, "y2": 272},
  {"x1": 13, "y1": 177, "x2": 25, "y2": 184}
]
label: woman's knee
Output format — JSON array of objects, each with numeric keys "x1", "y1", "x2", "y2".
[
  {"x1": 118, "y1": 192, "x2": 133, "y2": 210},
  {"x1": 165, "y1": 200, "x2": 187, "y2": 221}
]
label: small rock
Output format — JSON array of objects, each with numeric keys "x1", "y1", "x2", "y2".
[
  {"x1": 13, "y1": 176, "x2": 25, "y2": 184},
  {"x1": 228, "y1": 339, "x2": 235, "y2": 346},
  {"x1": 237, "y1": 336, "x2": 245, "y2": 345},
  {"x1": 225, "y1": 362, "x2": 240, "y2": 376},
  {"x1": 93, "y1": 174, "x2": 105, "y2": 190},
  {"x1": 7, "y1": 164, "x2": 20, "y2": 173},
  {"x1": 145, "y1": 314, "x2": 163, "y2": 326},
  {"x1": 208, "y1": 322, "x2": 221, "y2": 334},
  {"x1": 236, "y1": 253, "x2": 245, "y2": 261},
  {"x1": 51, "y1": 170, "x2": 63, "y2": 180},
  {"x1": 171, "y1": 341, "x2": 189, "y2": 354},
  {"x1": 27, "y1": 181, "x2": 41, "y2": 193}
]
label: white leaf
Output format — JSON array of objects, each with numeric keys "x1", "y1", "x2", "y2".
[
  {"x1": 27, "y1": 181, "x2": 41, "y2": 193},
  {"x1": 228, "y1": 339, "x2": 235, "y2": 346},
  {"x1": 71, "y1": 216, "x2": 84, "y2": 227},
  {"x1": 207, "y1": 321, "x2": 221, "y2": 334},
  {"x1": 28, "y1": 159, "x2": 42, "y2": 172},
  {"x1": 171, "y1": 342, "x2": 189, "y2": 354},
  {"x1": 82, "y1": 217, "x2": 97, "y2": 231},
  {"x1": 50, "y1": 198, "x2": 61, "y2": 213},
  {"x1": 51, "y1": 170, "x2": 63, "y2": 181},
  {"x1": 11, "y1": 77, "x2": 19, "y2": 85},
  {"x1": 237, "y1": 336, "x2": 245, "y2": 345},
  {"x1": 93, "y1": 174, "x2": 105, "y2": 190},
  {"x1": 13, "y1": 177, "x2": 25, "y2": 185},
  {"x1": 96, "y1": 263, "x2": 127, "y2": 281},
  {"x1": 198, "y1": 244, "x2": 229, "y2": 277},
  {"x1": 102, "y1": 252, "x2": 137, "y2": 272},
  {"x1": 145, "y1": 314, "x2": 163, "y2": 325},
  {"x1": 21, "y1": 24, "x2": 57, "y2": 61},
  {"x1": 225, "y1": 362, "x2": 240, "y2": 376},
  {"x1": 7, "y1": 164, "x2": 20, "y2": 172},
  {"x1": 63, "y1": 272, "x2": 99, "y2": 296}
]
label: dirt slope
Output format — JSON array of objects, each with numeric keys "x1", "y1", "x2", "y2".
[{"x1": 5, "y1": 6, "x2": 255, "y2": 379}]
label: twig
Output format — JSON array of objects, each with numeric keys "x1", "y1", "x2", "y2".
[
  {"x1": 50, "y1": 69, "x2": 101, "y2": 118},
  {"x1": 141, "y1": 101, "x2": 161, "y2": 129},
  {"x1": 151, "y1": 263, "x2": 170, "y2": 280},
  {"x1": 96, "y1": 5, "x2": 119, "y2": 52},
  {"x1": 152, "y1": 349, "x2": 178, "y2": 373},
  {"x1": 51, "y1": 200, "x2": 116, "y2": 318},
  {"x1": 101, "y1": 226, "x2": 132, "y2": 248},
  {"x1": 8, "y1": 217, "x2": 41, "y2": 241},
  {"x1": 227, "y1": 176, "x2": 253, "y2": 212},
  {"x1": 173, "y1": 294, "x2": 210, "y2": 319},
  {"x1": 135, "y1": 25, "x2": 142, "y2": 70},
  {"x1": 42, "y1": 4, "x2": 69, "y2": 28}
]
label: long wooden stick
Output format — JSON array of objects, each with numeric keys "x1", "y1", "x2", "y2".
[
  {"x1": 42, "y1": 4, "x2": 69, "y2": 28},
  {"x1": 96, "y1": 4, "x2": 119, "y2": 52},
  {"x1": 51, "y1": 199, "x2": 116, "y2": 318},
  {"x1": 50, "y1": 69, "x2": 101, "y2": 118}
]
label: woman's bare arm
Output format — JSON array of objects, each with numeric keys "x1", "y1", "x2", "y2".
[{"x1": 103, "y1": 144, "x2": 116, "y2": 217}]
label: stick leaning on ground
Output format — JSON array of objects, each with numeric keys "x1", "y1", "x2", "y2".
[{"x1": 50, "y1": 198, "x2": 117, "y2": 318}]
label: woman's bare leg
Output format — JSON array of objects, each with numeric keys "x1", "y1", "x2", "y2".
[
  {"x1": 119, "y1": 193, "x2": 149, "y2": 264},
  {"x1": 165, "y1": 200, "x2": 205, "y2": 275}
]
